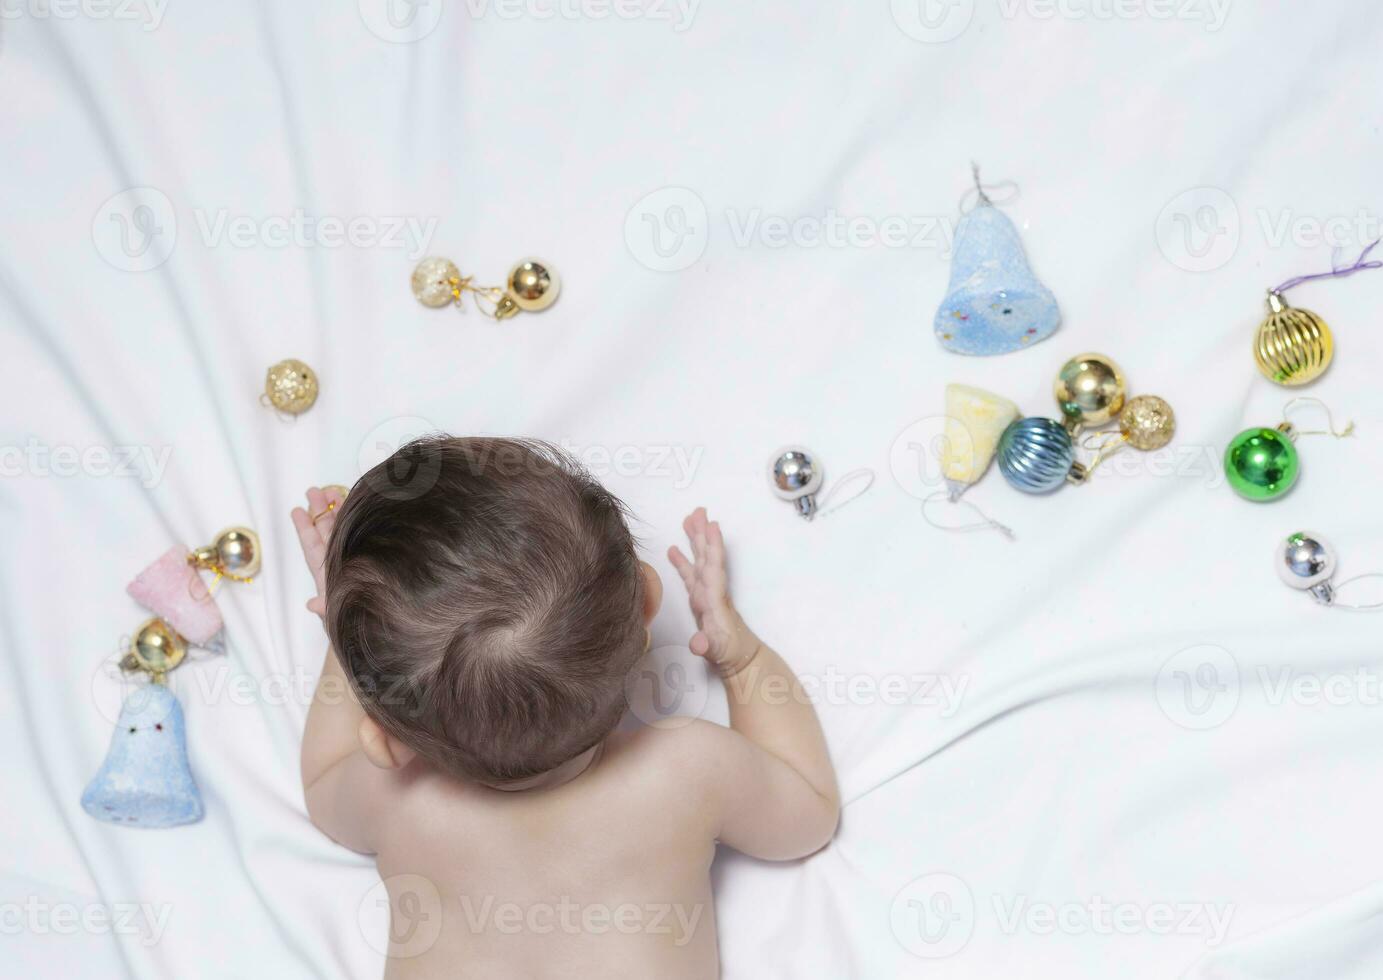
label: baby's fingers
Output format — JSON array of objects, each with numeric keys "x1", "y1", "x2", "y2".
[
  {"x1": 683, "y1": 507, "x2": 708, "y2": 563},
  {"x1": 291, "y1": 505, "x2": 322, "y2": 556},
  {"x1": 705, "y1": 520, "x2": 726, "y2": 568},
  {"x1": 667, "y1": 545, "x2": 697, "y2": 592},
  {"x1": 291, "y1": 510, "x2": 327, "y2": 591},
  {"x1": 315, "y1": 485, "x2": 346, "y2": 541}
]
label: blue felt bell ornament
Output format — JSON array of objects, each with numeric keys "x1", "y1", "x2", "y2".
[
  {"x1": 82, "y1": 618, "x2": 204, "y2": 829},
  {"x1": 935, "y1": 166, "x2": 1061, "y2": 356}
]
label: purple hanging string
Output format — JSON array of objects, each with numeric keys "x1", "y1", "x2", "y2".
[{"x1": 1272, "y1": 239, "x2": 1383, "y2": 294}]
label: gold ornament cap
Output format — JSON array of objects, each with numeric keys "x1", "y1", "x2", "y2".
[
  {"x1": 1119, "y1": 394, "x2": 1176, "y2": 451},
  {"x1": 1253, "y1": 291, "x2": 1333, "y2": 386},
  {"x1": 265, "y1": 359, "x2": 319, "y2": 415},
  {"x1": 1054, "y1": 352, "x2": 1126, "y2": 430}
]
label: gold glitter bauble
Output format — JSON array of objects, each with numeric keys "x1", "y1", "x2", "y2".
[
  {"x1": 1054, "y1": 352, "x2": 1126, "y2": 429},
  {"x1": 265, "y1": 359, "x2": 319, "y2": 415},
  {"x1": 411, "y1": 256, "x2": 461, "y2": 308},
  {"x1": 1120, "y1": 394, "x2": 1176, "y2": 451},
  {"x1": 1253, "y1": 292, "x2": 1333, "y2": 386}
]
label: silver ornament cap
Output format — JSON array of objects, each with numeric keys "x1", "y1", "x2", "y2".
[
  {"x1": 768, "y1": 446, "x2": 823, "y2": 519},
  {"x1": 1276, "y1": 531, "x2": 1337, "y2": 604}
]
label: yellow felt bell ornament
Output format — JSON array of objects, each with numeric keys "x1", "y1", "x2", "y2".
[{"x1": 921, "y1": 383, "x2": 1019, "y2": 539}]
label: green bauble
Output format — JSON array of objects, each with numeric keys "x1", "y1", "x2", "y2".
[{"x1": 1224, "y1": 427, "x2": 1299, "y2": 501}]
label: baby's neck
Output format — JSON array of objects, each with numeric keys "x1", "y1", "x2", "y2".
[{"x1": 487, "y1": 743, "x2": 603, "y2": 793}]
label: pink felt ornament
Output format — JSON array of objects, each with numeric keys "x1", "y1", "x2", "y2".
[{"x1": 126, "y1": 547, "x2": 224, "y2": 646}]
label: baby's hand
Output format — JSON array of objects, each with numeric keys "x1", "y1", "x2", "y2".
[
  {"x1": 290, "y1": 486, "x2": 345, "y2": 622},
  {"x1": 668, "y1": 508, "x2": 760, "y2": 677}
]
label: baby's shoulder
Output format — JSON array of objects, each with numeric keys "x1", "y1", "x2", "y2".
[{"x1": 607, "y1": 719, "x2": 745, "y2": 790}]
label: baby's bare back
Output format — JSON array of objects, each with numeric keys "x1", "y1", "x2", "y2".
[{"x1": 373, "y1": 729, "x2": 720, "y2": 980}]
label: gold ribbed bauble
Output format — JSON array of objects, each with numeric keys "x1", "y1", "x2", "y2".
[{"x1": 1253, "y1": 291, "x2": 1333, "y2": 386}]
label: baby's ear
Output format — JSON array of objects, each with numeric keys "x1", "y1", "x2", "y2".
[
  {"x1": 357, "y1": 715, "x2": 418, "y2": 770},
  {"x1": 639, "y1": 561, "x2": 663, "y2": 623}
]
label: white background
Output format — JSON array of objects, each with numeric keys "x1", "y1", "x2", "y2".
[{"x1": 3, "y1": 1, "x2": 1383, "y2": 977}]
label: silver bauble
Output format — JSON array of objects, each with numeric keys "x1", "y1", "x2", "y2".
[
  {"x1": 768, "y1": 446, "x2": 823, "y2": 519},
  {"x1": 1276, "y1": 531, "x2": 1337, "y2": 604}
]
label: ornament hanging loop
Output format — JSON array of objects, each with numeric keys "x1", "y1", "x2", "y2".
[
  {"x1": 921, "y1": 490, "x2": 1015, "y2": 540},
  {"x1": 1078, "y1": 430, "x2": 1127, "y2": 477},
  {"x1": 815, "y1": 468, "x2": 876, "y2": 519},
  {"x1": 1271, "y1": 238, "x2": 1383, "y2": 296},
  {"x1": 958, "y1": 162, "x2": 1019, "y2": 213},
  {"x1": 1279, "y1": 397, "x2": 1354, "y2": 441},
  {"x1": 1331, "y1": 573, "x2": 1383, "y2": 611},
  {"x1": 449, "y1": 273, "x2": 512, "y2": 319},
  {"x1": 971, "y1": 162, "x2": 992, "y2": 207}
]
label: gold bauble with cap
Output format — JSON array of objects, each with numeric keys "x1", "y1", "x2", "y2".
[
  {"x1": 495, "y1": 258, "x2": 560, "y2": 318},
  {"x1": 122, "y1": 618, "x2": 188, "y2": 680},
  {"x1": 1054, "y1": 353, "x2": 1126, "y2": 431},
  {"x1": 190, "y1": 527, "x2": 262, "y2": 580},
  {"x1": 1253, "y1": 291, "x2": 1333, "y2": 386}
]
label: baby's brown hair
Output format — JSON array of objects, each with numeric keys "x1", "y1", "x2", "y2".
[{"x1": 324, "y1": 436, "x2": 646, "y2": 783}]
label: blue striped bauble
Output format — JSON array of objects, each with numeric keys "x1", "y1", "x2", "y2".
[{"x1": 997, "y1": 417, "x2": 1076, "y2": 493}]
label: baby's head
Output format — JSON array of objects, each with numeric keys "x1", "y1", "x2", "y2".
[{"x1": 325, "y1": 436, "x2": 660, "y2": 785}]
